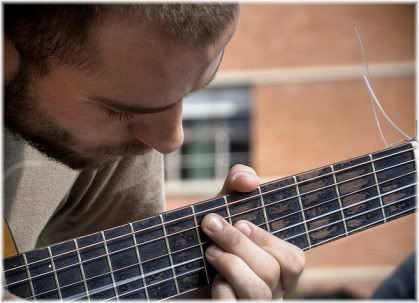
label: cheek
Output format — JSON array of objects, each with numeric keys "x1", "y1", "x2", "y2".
[{"x1": 35, "y1": 87, "x2": 130, "y2": 142}]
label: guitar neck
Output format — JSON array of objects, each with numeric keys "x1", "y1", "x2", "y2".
[{"x1": 4, "y1": 141, "x2": 417, "y2": 301}]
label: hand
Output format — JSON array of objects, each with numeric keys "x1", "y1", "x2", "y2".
[
  {"x1": 2, "y1": 288, "x2": 22, "y2": 300},
  {"x1": 201, "y1": 164, "x2": 306, "y2": 299}
]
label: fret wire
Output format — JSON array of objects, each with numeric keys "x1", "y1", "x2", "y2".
[
  {"x1": 5, "y1": 168, "x2": 417, "y2": 281},
  {"x1": 100, "y1": 231, "x2": 119, "y2": 300},
  {"x1": 47, "y1": 246, "x2": 62, "y2": 300},
  {"x1": 190, "y1": 205, "x2": 210, "y2": 284},
  {"x1": 73, "y1": 239, "x2": 90, "y2": 301},
  {"x1": 278, "y1": 194, "x2": 417, "y2": 243},
  {"x1": 330, "y1": 165, "x2": 348, "y2": 236},
  {"x1": 22, "y1": 253, "x2": 36, "y2": 299},
  {"x1": 370, "y1": 154, "x2": 387, "y2": 223},
  {"x1": 158, "y1": 286, "x2": 202, "y2": 302},
  {"x1": 258, "y1": 186, "x2": 271, "y2": 232},
  {"x1": 12, "y1": 190, "x2": 416, "y2": 300},
  {"x1": 301, "y1": 229, "x2": 347, "y2": 251},
  {"x1": 293, "y1": 176, "x2": 312, "y2": 249},
  {"x1": 223, "y1": 195, "x2": 233, "y2": 224},
  {"x1": 159, "y1": 214, "x2": 180, "y2": 296},
  {"x1": 129, "y1": 222, "x2": 150, "y2": 300},
  {"x1": 4, "y1": 153, "x2": 415, "y2": 276}
]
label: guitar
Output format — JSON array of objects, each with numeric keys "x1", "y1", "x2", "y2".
[{"x1": 3, "y1": 140, "x2": 417, "y2": 301}]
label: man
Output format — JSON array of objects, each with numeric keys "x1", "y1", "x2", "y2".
[{"x1": 4, "y1": 4, "x2": 305, "y2": 299}]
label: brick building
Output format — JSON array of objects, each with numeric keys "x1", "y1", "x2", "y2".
[{"x1": 165, "y1": 4, "x2": 415, "y2": 298}]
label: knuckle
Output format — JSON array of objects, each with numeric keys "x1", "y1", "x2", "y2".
[
  {"x1": 251, "y1": 283, "x2": 272, "y2": 300},
  {"x1": 227, "y1": 229, "x2": 244, "y2": 250},
  {"x1": 218, "y1": 254, "x2": 243, "y2": 276},
  {"x1": 263, "y1": 259, "x2": 281, "y2": 290},
  {"x1": 287, "y1": 248, "x2": 306, "y2": 275}
]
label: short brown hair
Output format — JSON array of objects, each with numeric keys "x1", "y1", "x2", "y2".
[{"x1": 5, "y1": 4, "x2": 239, "y2": 75}]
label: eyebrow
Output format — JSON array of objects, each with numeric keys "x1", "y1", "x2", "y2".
[{"x1": 90, "y1": 51, "x2": 224, "y2": 115}]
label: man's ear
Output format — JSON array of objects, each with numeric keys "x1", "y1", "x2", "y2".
[{"x1": 5, "y1": 37, "x2": 21, "y2": 82}]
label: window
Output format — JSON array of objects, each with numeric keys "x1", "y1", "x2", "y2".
[{"x1": 164, "y1": 87, "x2": 250, "y2": 193}]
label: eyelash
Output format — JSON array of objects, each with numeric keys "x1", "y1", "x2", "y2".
[{"x1": 102, "y1": 106, "x2": 135, "y2": 122}]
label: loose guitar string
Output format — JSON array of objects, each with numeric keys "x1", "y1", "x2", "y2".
[
  {"x1": 3, "y1": 148, "x2": 415, "y2": 275},
  {"x1": 354, "y1": 26, "x2": 388, "y2": 147},
  {"x1": 355, "y1": 26, "x2": 412, "y2": 144},
  {"x1": 3, "y1": 148, "x2": 414, "y2": 275},
  {"x1": 7, "y1": 176, "x2": 416, "y2": 298},
  {"x1": 20, "y1": 193, "x2": 417, "y2": 302},
  {"x1": 5, "y1": 168, "x2": 416, "y2": 294},
  {"x1": 362, "y1": 75, "x2": 412, "y2": 141}
]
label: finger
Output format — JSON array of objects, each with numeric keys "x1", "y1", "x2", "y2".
[
  {"x1": 235, "y1": 220, "x2": 306, "y2": 292},
  {"x1": 206, "y1": 245, "x2": 271, "y2": 299},
  {"x1": 218, "y1": 164, "x2": 260, "y2": 195},
  {"x1": 201, "y1": 214, "x2": 280, "y2": 290},
  {"x1": 211, "y1": 274, "x2": 237, "y2": 300}
]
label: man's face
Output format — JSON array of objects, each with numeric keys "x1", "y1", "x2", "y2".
[{"x1": 5, "y1": 16, "x2": 237, "y2": 169}]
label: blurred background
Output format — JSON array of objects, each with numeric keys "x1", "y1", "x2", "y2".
[{"x1": 164, "y1": 4, "x2": 415, "y2": 299}]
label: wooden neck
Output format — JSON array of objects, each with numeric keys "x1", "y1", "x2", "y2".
[{"x1": 4, "y1": 141, "x2": 417, "y2": 301}]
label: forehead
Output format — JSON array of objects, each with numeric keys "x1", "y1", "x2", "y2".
[
  {"x1": 89, "y1": 15, "x2": 237, "y2": 106},
  {"x1": 89, "y1": 17, "x2": 234, "y2": 102}
]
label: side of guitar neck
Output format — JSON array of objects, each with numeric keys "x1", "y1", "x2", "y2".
[{"x1": 3, "y1": 140, "x2": 417, "y2": 301}]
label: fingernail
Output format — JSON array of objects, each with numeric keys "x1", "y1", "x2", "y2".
[
  {"x1": 236, "y1": 221, "x2": 252, "y2": 237},
  {"x1": 206, "y1": 214, "x2": 224, "y2": 232},
  {"x1": 206, "y1": 245, "x2": 223, "y2": 258},
  {"x1": 232, "y1": 171, "x2": 256, "y2": 182}
]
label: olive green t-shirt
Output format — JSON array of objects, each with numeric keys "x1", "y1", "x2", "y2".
[{"x1": 4, "y1": 130, "x2": 165, "y2": 253}]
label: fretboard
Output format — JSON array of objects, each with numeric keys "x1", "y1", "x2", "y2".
[{"x1": 4, "y1": 141, "x2": 417, "y2": 301}]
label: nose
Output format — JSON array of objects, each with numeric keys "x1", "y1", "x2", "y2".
[{"x1": 129, "y1": 102, "x2": 184, "y2": 154}]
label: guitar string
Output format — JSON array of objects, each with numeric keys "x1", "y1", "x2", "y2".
[
  {"x1": 3, "y1": 155, "x2": 415, "y2": 275},
  {"x1": 3, "y1": 153, "x2": 414, "y2": 275},
  {"x1": 6, "y1": 178, "x2": 416, "y2": 297},
  {"x1": 20, "y1": 194, "x2": 416, "y2": 301}
]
